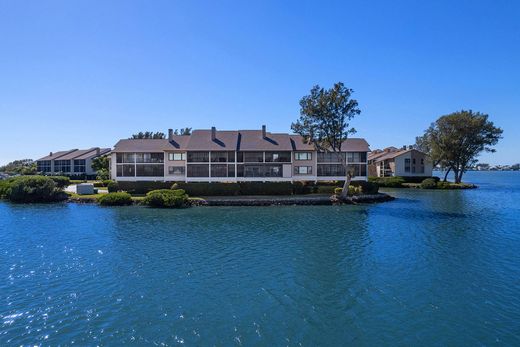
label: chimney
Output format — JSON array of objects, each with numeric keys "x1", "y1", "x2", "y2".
[
  {"x1": 402, "y1": 145, "x2": 407, "y2": 150},
  {"x1": 168, "y1": 128, "x2": 173, "y2": 141},
  {"x1": 262, "y1": 125, "x2": 266, "y2": 138},
  {"x1": 96, "y1": 148, "x2": 100, "y2": 156},
  {"x1": 50, "y1": 152, "x2": 53, "y2": 157},
  {"x1": 211, "y1": 127, "x2": 216, "y2": 141}
]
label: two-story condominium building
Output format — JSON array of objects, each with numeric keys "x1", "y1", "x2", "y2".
[
  {"x1": 36, "y1": 147, "x2": 111, "y2": 177},
  {"x1": 110, "y1": 126, "x2": 370, "y2": 182},
  {"x1": 368, "y1": 146, "x2": 433, "y2": 177}
]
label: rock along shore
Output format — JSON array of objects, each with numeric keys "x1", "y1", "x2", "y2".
[{"x1": 201, "y1": 193, "x2": 394, "y2": 206}]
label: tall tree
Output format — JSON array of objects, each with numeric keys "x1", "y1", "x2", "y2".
[
  {"x1": 174, "y1": 128, "x2": 192, "y2": 135},
  {"x1": 130, "y1": 131, "x2": 165, "y2": 139},
  {"x1": 291, "y1": 82, "x2": 361, "y2": 199},
  {"x1": 417, "y1": 110, "x2": 502, "y2": 183},
  {"x1": 0, "y1": 159, "x2": 36, "y2": 175},
  {"x1": 91, "y1": 155, "x2": 110, "y2": 180}
]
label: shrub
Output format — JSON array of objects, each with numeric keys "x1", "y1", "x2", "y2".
[
  {"x1": 48, "y1": 176, "x2": 70, "y2": 189},
  {"x1": 369, "y1": 176, "x2": 405, "y2": 188},
  {"x1": 6, "y1": 176, "x2": 66, "y2": 203},
  {"x1": 292, "y1": 181, "x2": 317, "y2": 194},
  {"x1": 350, "y1": 181, "x2": 379, "y2": 194},
  {"x1": 238, "y1": 182, "x2": 293, "y2": 195},
  {"x1": 142, "y1": 189, "x2": 189, "y2": 208},
  {"x1": 97, "y1": 192, "x2": 133, "y2": 206},
  {"x1": 334, "y1": 187, "x2": 343, "y2": 195},
  {"x1": 0, "y1": 179, "x2": 13, "y2": 198},
  {"x1": 175, "y1": 182, "x2": 240, "y2": 196},
  {"x1": 117, "y1": 181, "x2": 172, "y2": 194},
  {"x1": 315, "y1": 185, "x2": 336, "y2": 194},
  {"x1": 107, "y1": 181, "x2": 119, "y2": 193},
  {"x1": 401, "y1": 176, "x2": 440, "y2": 184},
  {"x1": 93, "y1": 182, "x2": 105, "y2": 188},
  {"x1": 420, "y1": 178, "x2": 438, "y2": 189},
  {"x1": 102, "y1": 180, "x2": 113, "y2": 187}
]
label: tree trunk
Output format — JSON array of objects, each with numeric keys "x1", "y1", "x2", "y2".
[
  {"x1": 340, "y1": 172, "x2": 352, "y2": 200},
  {"x1": 443, "y1": 167, "x2": 451, "y2": 182},
  {"x1": 455, "y1": 170, "x2": 464, "y2": 184}
]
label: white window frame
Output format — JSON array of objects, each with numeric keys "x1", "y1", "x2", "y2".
[
  {"x1": 169, "y1": 152, "x2": 186, "y2": 161},
  {"x1": 295, "y1": 152, "x2": 312, "y2": 161}
]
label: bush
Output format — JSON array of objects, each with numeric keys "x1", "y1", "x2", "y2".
[
  {"x1": 315, "y1": 185, "x2": 336, "y2": 194},
  {"x1": 238, "y1": 182, "x2": 293, "y2": 195},
  {"x1": 350, "y1": 181, "x2": 379, "y2": 194},
  {"x1": 401, "y1": 176, "x2": 440, "y2": 184},
  {"x1": 369, "y1": 176, "x2": 405, "y2": 188},
  {"x1": 0, "y1": 179, "x2": 13, "y2": 198},
  {"x1": 6, "y1": 176, "x2": 66, "y2": 203},
  {"x1": 97, "y1": 192, "x2": 133, "y2": 206},
  {"x1": 436, "y1": 181, "x2": 451, "y2": 189},
  {"x1": 142, "y1": 189, "x2": 189, "y2": 208},
  {"x1": 175, "y1": 182, "x2": 240, "y2": 196},
  {"x1": 48, "y1": 176, "x2": 70, "y2": 189},
  {"x1": 420, "y1": 178, "x2": 438, "y2": 189},
  {"x1": 93, "y1": 182, "x2": 105, "y2": 188},
  {"x1": 107, "y1": 181, "x2": 119, "y2": 193},
  {"x1": 292, "y1": 181, "x2": 317, "y2": 194},
  {"x1": 334, "y1": 187, "x2": 343, "y2": 195},
  {"x1": 117, "y1": 181, "x2": 172, "y2": 194}
]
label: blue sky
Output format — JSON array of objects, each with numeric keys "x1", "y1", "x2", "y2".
[{"x1": 0, "y1": 0, "x2": 518, "y2": 165}]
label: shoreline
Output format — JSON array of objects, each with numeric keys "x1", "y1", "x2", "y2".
[{"x1": 66, "y1": 193, "x2": 395, "y2": 206}]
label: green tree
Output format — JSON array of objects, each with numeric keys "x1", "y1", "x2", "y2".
[
  {"x1": 417, "y1": 110, "x2": 502, "y2": 183},
  {"x1": 174, "y1": 128, "x2": 192, "y2": 135},
  {"x1": 130, "y1": 131, "x2": 165, "y2": 139},
  {"x1": 291, "y1": 82, "x2": 361, "y2": 199},
  {"x1": 91, "y1": 155, "x2": 110, "y2": 180},
  {"x1": 0, "y1": 159, "x2": 36, "y2": 175}
]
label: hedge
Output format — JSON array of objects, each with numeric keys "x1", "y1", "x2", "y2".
[
  {"x1": 5, "y1": 176, "x2": 67, "y2": 203},
  {"x1": 369, "y1": 176, "x2": 405, "y2": 188},
  {"x1": 107, "y1": 181, "x2": 120, "y2": 193},
  {"x1": 175, "y1": 182, "x2": 240, "y2": 196},
  {"x1": 142, "y1": 189, "x2": 189, "y2": 208},
  {"x1": 350, "y1": 181, "x2": 379, "y2": 194},
  {"x1": 420, "y1": 178, "x2": 438, "y2": 189},
  {"x1": 117, "y1": 181, "x2": 172, "y2": 194},
  {"x1": 48, "y1": 176, "x2": 71, "y2": 189},
  {"x1": 97, "y1": 192, "x2": 133, "y2": 206}
]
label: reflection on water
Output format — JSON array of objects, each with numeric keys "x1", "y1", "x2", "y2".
[{"x1": 0, "y1": 171, "x2": 519, "y2": 345}]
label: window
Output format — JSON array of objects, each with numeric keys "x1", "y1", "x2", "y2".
[
  {"x1": 37, "y1": 160, "x2": 51, "y2": 173},
  {"x1": 317, "y1": 152, "x2": 346, "y2": 163},
  {"x1": 242, "y1": 164, "x2": 283, "y2": 177},
  {"x1": 187, "y1": 164, "x2": 209, "y2": 177},
  {"x1": 116, "y1": 165, "x2": 135, "y2": 177},
  {"x1": 168, "y1": 153, "x2": 186, "y2": 161},
  {"x1": 136, "y1": 164, "x2": 164, "y2": 177},
  {"x1": 136, "y1": 153, "x2": 163, "y2": 163},
  {"x1": 405, "y1": 158, "x2": 411, "y2": 172},
  {"x1": 347, "y1": 164, "x2": 367, "y2": 177},
  {"x1": 317, "y1": 164, "x2": 346, "y2": 176},
  {"x1": 294, "y1": 166, "x2": 312, "y2": 175},
  {"x1": 412, "y1": 158, "x2": 416, "y2": 165},
  {"x1": 73, "y1": 159, "x2": 86, "y2": 173},
  {"x1": 168, "y1": 166, "x2": 185, "y2": 175},
  {"x1": 265, "y1": 152, "x2": 291, "y2": 162},
  {"x1": 421, "y1": 158, "x2": 424, "y2": 165},
  {"x1": 187, "y1": 152, "x2": 209, "y2": 163},
  {"x1": 54, "y1": 160, "x2": 71, "y2": 173},
  {"x1": 243, "y1": 152, "x2": 264, "y2": 162},
  {"x1": 116, "y1": 153, "x2": 135, "y2": 163},
  {"x1": 211, "y1": 164, "x2": 228, "y2": 177},
  {"x1": 211, "y1": 151, "x2": 235, "y2": 163},
  {"x1": 295, "y1": 152, "x2": 312, "y2": 161},
  {"x1": 347, "y1": 152, "x2": 367, "y2": 163}
]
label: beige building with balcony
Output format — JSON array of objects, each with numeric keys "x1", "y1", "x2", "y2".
[
  {"x1": 368, "y1": 147, "x2": 433, "y2": 177},
  {"x1": 110, "y1": 126, "x2": 370, "y2": 182}
]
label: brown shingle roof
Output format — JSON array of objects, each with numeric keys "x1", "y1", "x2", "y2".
[
  {"x1": 187, "y1": 130, "x2": 240, "y2": 151},
  {"x1": 112, "y1": 139, "x2": 175, "y2": 153},
  {"x1": 237, "y1": 130, "x2": 293, "y2": 151},
  {"x1": 74, "y1": 148, "x2": 111, "y2": 160},
  {"x1": 37, "y1": 149, "x2": 78, "y2": 161},
  {"x1": 341, "y1": 138, "x2": 370, "y2": 152}
]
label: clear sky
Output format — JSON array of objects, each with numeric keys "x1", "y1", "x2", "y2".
[{"x1": 1, "y1": 0, "x2": 519, "y2": 165}]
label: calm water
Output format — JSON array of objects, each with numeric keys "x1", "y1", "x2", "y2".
[{"x1": 1, "y1": 172, "x2": 520, "y2": 346}]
